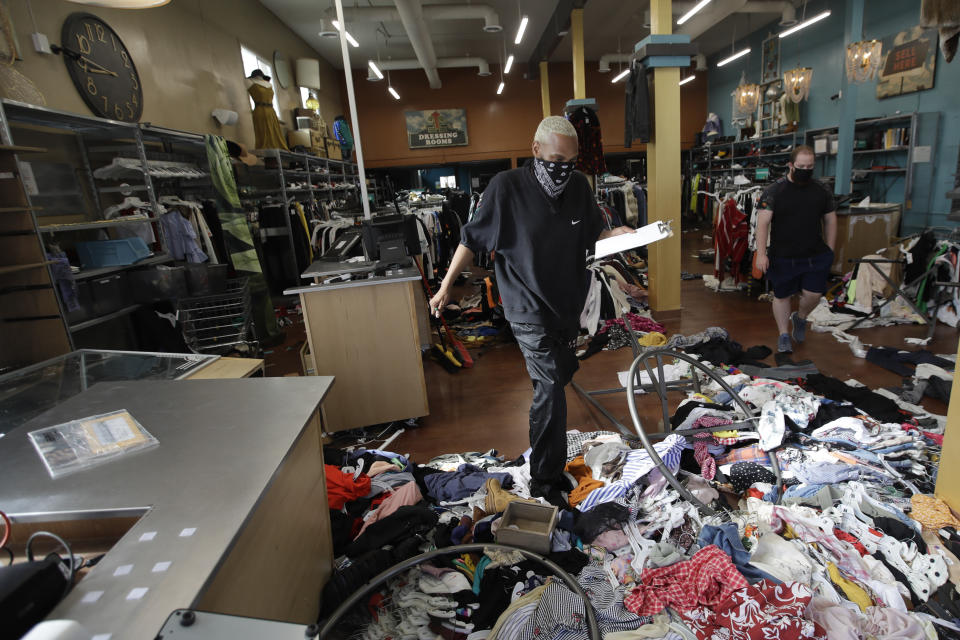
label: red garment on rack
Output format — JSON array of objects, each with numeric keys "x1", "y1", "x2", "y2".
[{"x1": 714, "y1": 198, "x2": 749, "y2": 283}]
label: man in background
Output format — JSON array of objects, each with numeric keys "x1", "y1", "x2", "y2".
[{"x1": 755, "y1": 145, "x2": 837, "y2": 353}]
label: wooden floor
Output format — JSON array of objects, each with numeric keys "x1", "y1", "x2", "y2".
[{"x1": 267, "y1": 230, "x2": 957, "y2": 463}]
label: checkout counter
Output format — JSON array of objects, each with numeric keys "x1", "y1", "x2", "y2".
[
  {"x1": 0, "y1": 350, "x2": 335, "y2": 638},
  {"x1": 285, "y1": 214, "x2": 430, "y2": 433}
]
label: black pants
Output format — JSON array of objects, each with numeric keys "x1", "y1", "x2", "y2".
[{"x1": 511, "y1": 322, "x2": 580, "y2": 485}]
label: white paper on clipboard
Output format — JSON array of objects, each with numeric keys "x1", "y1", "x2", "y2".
[{"x1": 594, "y1": 220, "x2": 673, "y2": 259}]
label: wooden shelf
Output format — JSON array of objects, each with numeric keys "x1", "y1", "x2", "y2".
[
  {"x1": 0, "y1": 261, "x2": 53, "y2": 275},
  {"x1": 0, "y1": 144, "x2": 48, "y2": 154}
]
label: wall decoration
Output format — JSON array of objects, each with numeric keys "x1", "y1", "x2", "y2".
[
  {"x1": 876, "y1": 26, "x2": 938, "y2": 99},
  {"x1": 405, "y1": 109, "x2": 468, "y2": 149},
  {"x1": 761, "y1": 36, "x2": 780, "y2": 84}
]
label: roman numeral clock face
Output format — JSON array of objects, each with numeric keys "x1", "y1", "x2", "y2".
[{"x1": 60, "y1": 13, "x2": 143, "y2": 122}]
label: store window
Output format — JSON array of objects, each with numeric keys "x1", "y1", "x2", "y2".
[
  {"x1": 439, "y1": 175, "x2": 456, "y2": 189},
  {"x1": 300, "y1": 87, "x2": 311, "y2": 109},
  {"x1": 240, "y1": 45, "x2": 281, "y2": 115}
]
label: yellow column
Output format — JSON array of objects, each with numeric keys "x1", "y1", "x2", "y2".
[
  {"x1": 540, "y1": 61, "x2": 551, "y2": 118},
  {"x1": 571, "y1": 8, "x2": 585, "y2": 100},
  {"x1": 646, "y1": 0, "x2": 682, "y2": 311},
  {"x1": 935, "y1": 338, "x2": 960, "y2": 508}
]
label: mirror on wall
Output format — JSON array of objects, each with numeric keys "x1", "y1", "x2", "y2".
[{"x1": 273, "y1": 51, "x2": 292, "y2": 89}]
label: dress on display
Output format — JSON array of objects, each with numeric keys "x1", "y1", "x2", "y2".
[{"x1": 247, "y1": 82, "x2": 288, "y2": 150}]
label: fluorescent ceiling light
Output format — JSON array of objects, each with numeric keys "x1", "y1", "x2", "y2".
[
  {"x1": 388, "y1": 86, "x2": 400, "y2": 100},
  {"x1": 496, "y1": 81, "x2": 505, "y2": 95},
  {"x1": 504, "y1": 55, "x2": 514, "y2": 74},
  {"x1": 779, "y1": 10, "x2": 831, "y2": 38},
  {"x1": 514, "y1": 16, "x2": 528, "y2": 45},
  {"x1": 679, "y1": 74, "x2": 696, "y2": 86},
  {"x1": 677, "y1": 0, "x2": 712, "y2": 25},
  {"x1": 716, "y1": 47, "x2": 750, "y2": 67},
  {"x1": 611, "y1": 68, "x2": 630, "y2": 83},
  {"x1": 331, "y1": 20, "x2": 360, "y2": 47},
  {"x1": 368, "y1": 61, "x2": 384, "y2": 80}
]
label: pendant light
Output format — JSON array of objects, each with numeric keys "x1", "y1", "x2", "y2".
[
  {"x1": 66, "y1": 0, "x2": 169, "y2": 6},
  {"x1": 783, "y1": 67, "x2": 813, "y2": 102},
  {"x1": 733, "y1": 71, "x2": 760, "y2": 117},
  {"x1": 846, "y1": 40, "x2": 882, "y2": 83}
]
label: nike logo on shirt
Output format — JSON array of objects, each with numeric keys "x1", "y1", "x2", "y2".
[{"x1": 571, "y1": 219, "x2": 581, "y2": 225}]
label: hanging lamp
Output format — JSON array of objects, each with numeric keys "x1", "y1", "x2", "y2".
[
  {"x1": 783, "y1": 67, "x2": 813, "y2": 102},
  {"x1": 733, "y1": 72, "x2": 760, "y2": 117},
  {"x1": 845, "y1": 40, "x2": 882, "y2": 83},
  {"x1": 66, "y1": 0, "x2": 169, "y2": 7}
]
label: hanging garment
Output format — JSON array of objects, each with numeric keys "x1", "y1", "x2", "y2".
[
  {"x1": 624, "y1": 62, "x2": 651, "y2": 146},
  {"x1": 204, "y1": 135, "x2": 241, "y2": 209},
  {"x1": 160, "y1": 209, "x2": 207, "y2": 263},
  {"x1": 714, "y1": 198, "x2": 749, "y2": 283},
  {"x1": 247, "y1": 82, "x2": 289, "y2": 150},
  {"x1": 568, "y1": 106, "x2": 607, "y2": 175}
]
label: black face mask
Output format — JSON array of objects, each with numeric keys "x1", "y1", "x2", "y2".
[
  {"x1": 533, "y1": 157, "x2": 576, "y2": 198},
  {"x1": 792, "y1": 167, "x2": 813, "y2": 184}
]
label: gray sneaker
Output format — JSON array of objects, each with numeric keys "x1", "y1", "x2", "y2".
[
  {"x1": 778, "y1": 333, "x2": 793, "y2": 353},
  {"x1": 790, "y1": 312, "x2": 807, "y2": 343}
]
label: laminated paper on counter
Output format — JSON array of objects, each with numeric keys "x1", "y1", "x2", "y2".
[{"x1": 594, "y1": 220, "x2": 673, "y2": 259}]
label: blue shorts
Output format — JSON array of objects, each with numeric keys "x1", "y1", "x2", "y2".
[{"x1": 767, "y1": 250, "x2": 833, "y2": 299}]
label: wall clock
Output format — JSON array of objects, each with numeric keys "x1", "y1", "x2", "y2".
[{"x1": 55, "y1": 13, "x2": 143, "y2": 122}]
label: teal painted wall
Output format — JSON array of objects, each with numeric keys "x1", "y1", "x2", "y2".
[{"x1": 707, "y1": 0, "x2": 960, "y2": 232}]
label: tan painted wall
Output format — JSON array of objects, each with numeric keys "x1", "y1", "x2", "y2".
[
  {"x1": 4, "y1": 0, "x2": 343, "y2": 147},
  {"x1": 348, "y1": 62, "x2": 708, "y2": 168}
]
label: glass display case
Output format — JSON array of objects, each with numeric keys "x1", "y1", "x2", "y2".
[{"x1": 0, "y1": 350, "x2": 218, "y2": 435}]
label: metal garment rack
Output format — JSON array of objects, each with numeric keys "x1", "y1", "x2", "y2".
[
  {"x1": 624, "y1": 347, "x2": 783, "y2": 516},
  {"x1": 316, "y1": 543, "x2": 600, "y2": 640}
]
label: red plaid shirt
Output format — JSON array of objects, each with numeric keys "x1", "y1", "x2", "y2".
[{"x1": 623, "y1": 545, "x2": 749, "y2": 616}]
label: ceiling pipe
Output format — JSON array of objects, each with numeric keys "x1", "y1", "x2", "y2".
[
  {"x1": 675, "y1": 0, "x2": 749, "y2": 41},
  {"x1": 393, "y1": 0, "x2": 442, "y2": 89},
  {"x1": 367, "y1": 57, "x2": 491, "y2": 80},
  {"x1": 598, "y1": 53, "x2": 632, "y2": 73},
  {"x1": 738, "y1": 1, "x2": 797, "y2": 26},
  {"x1": 335, "y1": 3, "x2": 502, "y2": 32}
]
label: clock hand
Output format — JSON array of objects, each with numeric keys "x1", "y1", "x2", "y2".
[
  {"x1": 81, "y1": 58, "x2": 119, "y2": 77},
  {"x1": 51, "y1": 45, "x2": 118, "y2": 77}
]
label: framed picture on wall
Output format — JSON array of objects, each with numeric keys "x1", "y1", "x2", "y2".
[
  {"x1": 876, "y1": 26, "x2": 938, "y2": 99},
  {"x1": 761, "y1": 36, "x2": 780, "y2": 84},
  {"x1": 405, "y1": 109, "x2": 468, "y2": 149}
]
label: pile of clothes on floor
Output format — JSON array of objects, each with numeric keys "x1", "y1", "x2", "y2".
[{"x1": 319, "y1": 332, "x2": 958, "y2": 640}]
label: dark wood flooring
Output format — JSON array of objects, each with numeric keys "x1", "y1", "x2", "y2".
[{"x1": 266, "y1": 230, "x2": 957, "y2": 462}]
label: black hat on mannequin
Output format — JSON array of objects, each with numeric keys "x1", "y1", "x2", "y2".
[{"x1": 248, "y1": 69, "x2": 271, "y2": 81}]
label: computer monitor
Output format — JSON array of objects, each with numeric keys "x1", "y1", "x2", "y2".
[{"x1": 361, "y1": 214, "x2": 421, "y2": 266}]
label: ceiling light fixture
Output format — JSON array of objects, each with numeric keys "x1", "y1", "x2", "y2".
[
  {"x1": 716, "y1": 47, "x2": 750, "y2": 67},
  {"x1": 677, "y1": 0, "x2": 712, "y2": 25},
  {"x1": 388, "y1": 86, "x2": 400, "y2": 100},
  {"x1": 331, "y1": 20, "x2": 360, "y2": 47},
  {"x1": 611, "y1": 68, "x2": 630, "y2": 83},
  {"x1": 504, "y1": 54, "x2": 514, "y2": 74},
  {"x1": 497, "y1": 81, "x2": 505, "y2": 95},
  {"x1": 679, "y1": 74, "x2": 696, "y2": 86},
  {"x1": 779, "y1": 10, "x2": 831, "y2": 38},
  {"x1": 66, "y1": 0, "x2": 170, "y2": 7},
  {"x1": 368, "y1": 61, "x2": 384, "y2": 80},
  {"x1": 784, "y1": 66, "x2": 813, "y2": 102},
  {"x1": 514, "y1": 16, "x2": 528, "y2": 45}
]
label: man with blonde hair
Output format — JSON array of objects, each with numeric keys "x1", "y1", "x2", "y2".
[{"x1": 430, "y1": 116, "x2": 630, "y2": 506}]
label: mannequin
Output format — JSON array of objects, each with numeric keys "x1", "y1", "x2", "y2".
[{"x1": 246, "y1": 69, "x2": 288, "y2": 150}]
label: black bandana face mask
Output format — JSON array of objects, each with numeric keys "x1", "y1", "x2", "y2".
[{"x1": 534, "y1": 157, "x2": 576, "y2": 198}]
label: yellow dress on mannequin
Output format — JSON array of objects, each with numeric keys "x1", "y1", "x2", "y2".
[{"x1": 247, "y1": 79, "x2": 288, "y2": 150}]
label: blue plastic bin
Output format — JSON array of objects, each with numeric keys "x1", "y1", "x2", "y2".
[{"x1": 75, "y1": 238, "x2": 151, "y2": 268}]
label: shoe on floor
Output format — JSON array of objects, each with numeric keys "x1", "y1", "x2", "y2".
[
  {"x1": 790, "y1": 311, "x2": 807, "y2": 343},
  {"x1": 778, "y1": 333, "x2": 793, "y2": 353}
]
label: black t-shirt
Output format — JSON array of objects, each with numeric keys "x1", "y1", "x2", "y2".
[
  {"x1": 759, "y1": 177, "x2": 836, "y2": 258},
  {"x1": 460, "y1": 162, "x2": 605, "y2": 329}
]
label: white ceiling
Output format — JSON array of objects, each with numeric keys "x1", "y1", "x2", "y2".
[{"x1": 259, "y1": 0, "x2": 791, "y2": 73}]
